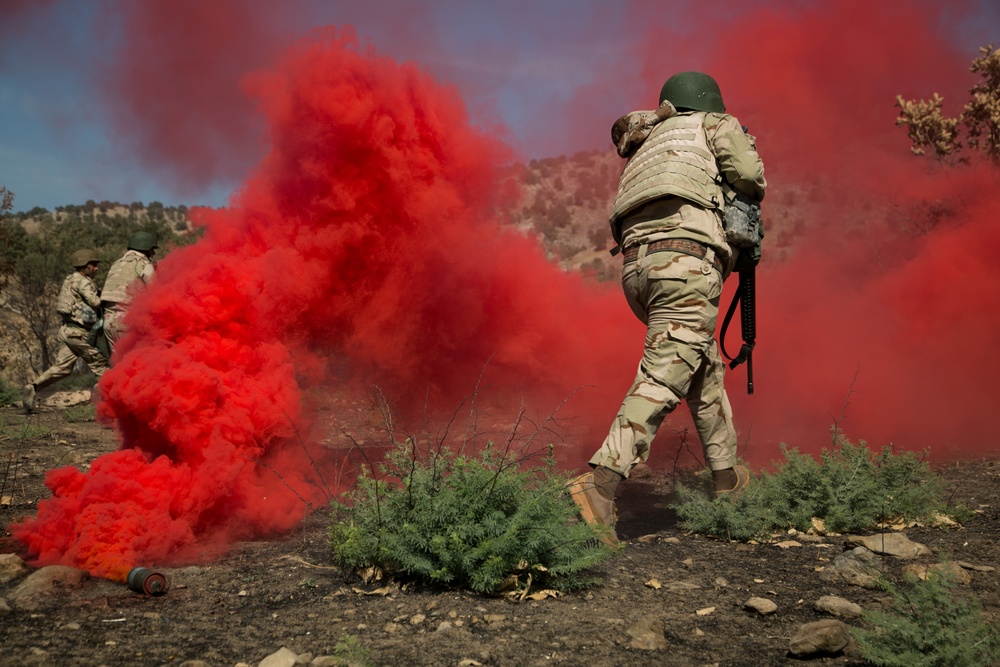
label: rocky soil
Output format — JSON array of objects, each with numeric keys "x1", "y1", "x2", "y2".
[{"x1": 0, "y1": 401, "x2": 998, "y2": 667}]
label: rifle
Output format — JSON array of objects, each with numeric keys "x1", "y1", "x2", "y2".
[{"x1": 720, "y1": 255, "x2": 757, "y2": 394}]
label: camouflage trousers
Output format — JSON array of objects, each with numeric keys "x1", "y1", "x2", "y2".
[
  {"x1": 589, "y1": 247, "x2": 737, "y2": 477},
  {"x1": 33, "y1": 324, "x2": 108, "y2": 391},
  {"x1": 103, "y1": 308, "x2": 126, "y2": 351}
]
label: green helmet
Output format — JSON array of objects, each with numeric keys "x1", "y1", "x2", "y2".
[
  {"x1": 128, "y1": 231, "x2": 158, "y2": 252},
  {"x1": 659, "y1": 71, "x2": 726, "y2": 113},
  {"x1": 71, "y1": 249, "x2": 100, "y2": 268}
]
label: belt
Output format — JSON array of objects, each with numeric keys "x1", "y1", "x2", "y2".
[{"x1": 622, "y1": 239, "x2": 724, "y2": 274}]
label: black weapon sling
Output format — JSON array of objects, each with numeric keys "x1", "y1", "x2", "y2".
[{"x1": 720, "y1": 268, "x2": 756, "y2": 395}]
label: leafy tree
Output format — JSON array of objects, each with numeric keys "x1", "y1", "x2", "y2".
[{"x1": 896, "y1": 45, "x2": 1000, "y2": 163}]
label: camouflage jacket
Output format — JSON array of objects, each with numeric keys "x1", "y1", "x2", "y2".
[
  {"x1": 101, "y1": 250, "x2": 155, "y2": 308},
  {"x1": 55, "y1": 271, "x2": 102, "y2": 327},
  {"x1": 610, "y1": 111, "x2": 767, "y2": 270}
]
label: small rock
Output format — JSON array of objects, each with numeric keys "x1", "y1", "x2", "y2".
[
  {"x1": 774, "y1": 540, "x2": 802, "y2": 549},
  {"x1": 309, "y1": 655, "x2": 344, "y2": 667},
  {"x1": 957, "y1": 561, "x2": 995, "y2": 573},
  {"x1": 680, "y1": 558, "x2": 694, "y2": 568},
  {"x1": 258, "y1": 646, "x2": 298, "y2": 667},
  {"x1": 637, "y1": 534, "x2": 659, "y2": 543},
  {"x1": 844, "y1": 533, "x2": 931, "y2": 559},
  {"x1": 814, "y1": 595, "x2": 862, "y2": 619},
  {"x1": 662, "y1": 537, "x2": 681, "y2": 545},
  {"x1": 0, "y1": 554, "x2": 27, "y2": 584},
  {"x1": 796, "y1": 533, "x2": 826, "y2": 544},
  {"x1": 0, "y1": 598, "x2": 10, "y2": 616},
  {"x1": 713, "y1": 577, "x2": 729, "y2": 588},
  {"x1": 409, "y1": 613, "x2": 426, "y2": 625},
  {"x1": 311, "y1": 658, "x2": 342, "y2": 667},
  {"x1": 788, "y1": 619, "x2": 851, "y2": 657},
  {"x1": 436, "y1": 621, "x2": 453, "y2": 633},
  {"x1": 745, "y1": 597, "x2": 778, "y2": 615},
  {"x1": 383, "y1": 622, "x2": 402, "y2": 634},
  {"x1": 483, "y1": 614, "x2": 505, "y2": 624},
  {"x1": 626, "y1": 615, "x2": 668, "y2": 650},
  {"x1": 62, "y1": 622, "x2": 81, "y2": 630}
]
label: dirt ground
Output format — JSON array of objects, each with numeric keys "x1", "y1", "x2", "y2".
[{"x1": 0, "y1": 402, "x2": 998, "y2": 667}]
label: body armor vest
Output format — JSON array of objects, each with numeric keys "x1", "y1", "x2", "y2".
[
  {"x1": 102, "y1": 251, "x2": 153, "y2": 305},
  {"x1": 56, "y1": 273, "x2": 99, "y2": 326},
  {"x1": 610, "y1": 113, "x2": 722, "y2": 227}
]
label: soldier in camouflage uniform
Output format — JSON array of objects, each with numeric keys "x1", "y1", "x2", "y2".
[
  {"x1": 101, "y1": 230, "x2": 157, "y2": 353},
  {"x1": 570, "y1": 72, "x2": 767, "y2": 546},
  {"x1": 22, "y1": 249, "x2": 108, "y2": 413}
]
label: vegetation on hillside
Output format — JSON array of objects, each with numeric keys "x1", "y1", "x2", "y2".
[
  {"x1": 896, "y1": 45, "x2": 1000, "y2": 164},
  {"x1": 0, "y1": 198, "x2": 197, "y2": 383}
]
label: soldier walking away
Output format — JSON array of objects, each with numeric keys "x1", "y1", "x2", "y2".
[
  {"x1": 101, "y1": 231, "x2": 157, "y2": 354},
  {"x1": 570, "y1": 72, "x2": 767, "y2": 547},
  {"x1": 22, "y1": 249, "x2": 108, "y2": 413}
]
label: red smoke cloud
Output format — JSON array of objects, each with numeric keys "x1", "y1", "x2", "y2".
[
  {"x1": 95, "y1": 0, "x2": 295, "y2": 197},
  {"x1": 11, "y1": 28, "x2": 634, "y2": 579},
  {"x1": 11, "y1": 1, "x2": 1000, "y2": 578},
  {"x1": 640, "y1": 0, "x2": 1000, "y2": 459}
]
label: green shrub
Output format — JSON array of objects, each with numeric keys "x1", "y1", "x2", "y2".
[
  {"x1": 851, "y1": 573, "x2": 1000, "y2": 666},
  {"x1": 674, "y1": 432, "x2": 949, "y2": 540},
  {"x1": 328, "y1": 633, "x2": 372, "y2": 667},
  {"x1": 330, "y1": 439, "x2": 613, "y2": 594},
  {"x1": 0, "y1": 378, "x2": 21, "y2": 407},
  {"x1": 64, "y1": 403, "x2": 96, "y2": 423}
]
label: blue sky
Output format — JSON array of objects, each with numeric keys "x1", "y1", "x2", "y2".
[{"x1": 1, "y1": 0, "x2": 998, "y2": 213}]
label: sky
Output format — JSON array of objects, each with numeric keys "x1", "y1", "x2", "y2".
[
  {"x1": 3, "y1": 0, "x2": 990, "y2": 214},
  {"x1": 3, "y1": 0, "x2": 634, "y2": 211},
  {"x1": 5, "y1": 0, "x2": 1000, "y2": 577}
]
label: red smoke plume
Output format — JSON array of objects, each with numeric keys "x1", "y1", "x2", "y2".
[
  {"x1": 11, "y1": 28, "x2": 634, "y2": 579},
  {"x1": 11, "y1": 1, "x2": 1000, "y2": 578}
]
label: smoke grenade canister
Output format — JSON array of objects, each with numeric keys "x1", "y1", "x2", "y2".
[{"x1": 126, "y1": 567, "x2": 169, "y2": 596}]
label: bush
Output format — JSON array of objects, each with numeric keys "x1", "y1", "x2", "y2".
[
  {"x1": 0, "y1": 377, "x2": 22, "y2": 407},
  {"x1": 851, "y1": 572, "x2": 1000, "y2": 666},
  {"x1": 673, "y1": 432, "x2": 950, "y2": 541},
  {"x1": 330, "y1": 439, "x2": 612, "y2": 594},
  {"x1": 64, "y1": 404, "x2": 96, "y2": 423}
]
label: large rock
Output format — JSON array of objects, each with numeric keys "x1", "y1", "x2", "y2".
[
  {"x1": 9, "y1": 566, "x2": 89, "y2": 610},
  {"x1": 819, "y1": 547, "x2": 884, "y2": 588},
  {"x1": 789, "y1": 619, "x2": 851, "y2": 657},
  {"x1": 844, "y1": 533, "x2": 931, "y2": 559}
]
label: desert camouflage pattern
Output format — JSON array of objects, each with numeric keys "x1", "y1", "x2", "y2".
[
  {"x1": 55, "y1": 271, "x2": 102, "y2": 327},
  {"x1": 589, "y1": 250, "x2": 736, "y2": 476},
  {"x1": 102, "y1": 249, "x2": 155, "y2": 350},
  {"x1": 101, "y1": 250, "x2": 154, "y2": 305},
  {"x1": 611, "y1": 100, "x2": 677, "y2": 158},
  {"x1": 611, "y1": 112, "x2": 722, "y2": 230},
  {"x1": 32, "y1": 322, "x2": 108, "y2": 390},
  {"x1": 591, "y1": 104, "x2": 765, "y2": 478}
]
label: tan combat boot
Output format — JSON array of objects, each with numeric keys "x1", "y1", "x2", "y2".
[
  {"x1": 712, "y1": 465, "x2": 751, "y2": 499},
  {"x1": 567, "y1": 469, "x2": 621, "y2": 548}
]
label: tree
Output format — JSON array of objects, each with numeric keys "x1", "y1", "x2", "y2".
[{"x1": 896, "y1": 45, "x2": 1000, "y2": 163}]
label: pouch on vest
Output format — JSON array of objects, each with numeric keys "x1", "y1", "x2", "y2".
[{"x1": 722, "y1": 183, "x2": 763, "y2": 249}]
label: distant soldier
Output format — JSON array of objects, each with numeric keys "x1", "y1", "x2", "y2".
[
  {"x1": 23, "y1": 249, "x2": 108, "y2": 413},
  {"x1": 101, "y1": 231, "x2": 157, "y2": 353}
]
